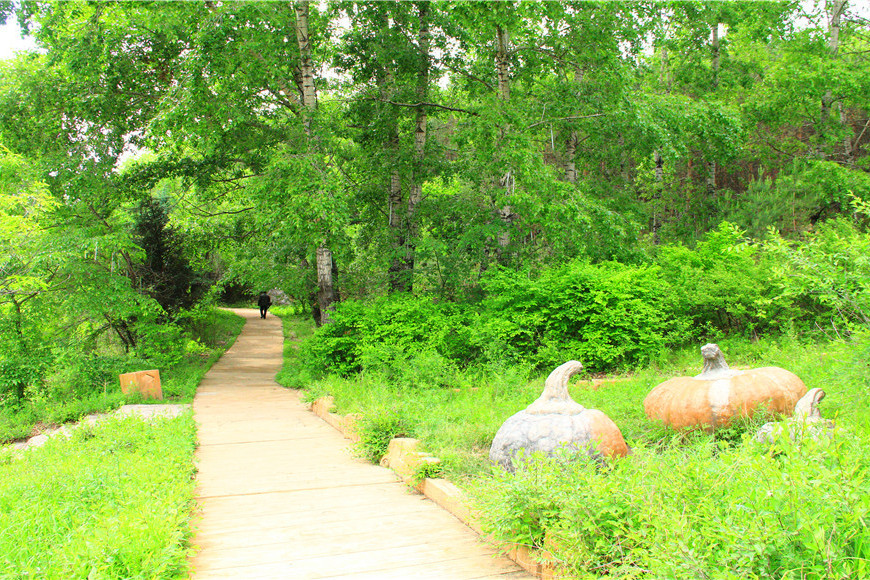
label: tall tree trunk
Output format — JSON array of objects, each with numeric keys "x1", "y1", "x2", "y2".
[
  {"x1": 495, "y1": 24, "x2": 513, "y2": 262},
  {"x1": 651, "y1": 20, "x2": 671, "y2": 245},
  {"x1": 828, "y1": 0, "x2": 853, "y2": 163},
  {"x1": 316, "y1": 245, "x2": 336, "y2": 325},
  {"x1": 654, "y1": 41, "x2": 669, "y2": 187},
  {"x1": 820, "y1": 0, "x2": 846, "y2": 158},
  {"x1": 495, "y1": 25, "x2": 511, "y2": 101},
  {"x1": 564, "y1": 133, "x2": 578, "y2": 183},
  {"x1": 707, "y1": 23, "x2": 720, "y2": 197},
  {"x1": 564, "y1": 68, "x2": 582, "y2": 183},
  {"x1": 295, "y1": 0, "x2": 316, "y2": 133},
  {"x1": 659, "y1": 45, "x2": 671, "y2": 94},
  {"x1": 651, "y1": 150, "x2": 663, "y2": 245},
  {"x1": 710, "y1": 23, "x2": 720, "y2": 91},
  {"x1": 381, "y1": 64, "x2": 407, "y2": 292},
  {"x1": 619, "y1": 133, "x2": 630, "y2": 185},
  {"x1": 388, "y1": 166, "x2": 409, "y2": 293},
  {"x1": 295, "y1": 0, "x2": 335, "y2": 324},
  {"x1": 401, "y1": 1, "x2": 430, "y2": 291}
]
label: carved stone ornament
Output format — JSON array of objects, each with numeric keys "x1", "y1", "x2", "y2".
[
  {"x1": 754, "y1": 388, "x2": 835, "y2": 444},
  {"x1": 489, "y1": 361, "x2": 629, "y2": 472}
]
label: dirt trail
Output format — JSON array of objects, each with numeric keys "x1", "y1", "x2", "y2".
[{"x1": 189, "y1": 308, "x2": 530, "y2": 579}]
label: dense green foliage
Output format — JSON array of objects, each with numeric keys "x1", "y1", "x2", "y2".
[
  {"x1": 0, "y1": 414, "x2": 197, "y2": 579},
  {"x1": 301, "y1": 216, "x2": 870, "y2": 374},
  {"x1": 0, "y1": 308, "x2": 243, "y2": 442},
  {"x1": 1, "y1": 0, "x2": 867, "y2": 318},
  {"x1": 476, "y1": 435, "x2": 870, "y2": 579},
  {"x1": 1, "y1": 1, "x2": 869, "y2": 574}
]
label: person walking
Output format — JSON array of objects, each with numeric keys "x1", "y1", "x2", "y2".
[{"x1": 257, "y1": 291, "x2": 272, "y2": 319}]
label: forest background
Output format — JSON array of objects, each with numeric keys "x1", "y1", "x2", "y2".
[{"x1": 0, "y1": 0, "x2": 869, "y2": 436}]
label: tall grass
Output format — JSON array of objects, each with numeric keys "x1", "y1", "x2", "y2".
[
  {"x1": 0, "y1": 414, "x2": 197, "y2": 579},
  {"x1": 159, "y1": 308, "x2": 245, "y2": 400}
]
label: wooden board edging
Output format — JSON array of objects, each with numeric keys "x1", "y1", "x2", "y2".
[{"x1": 307, "y1": 396, "x2": 558, "y2": 578}]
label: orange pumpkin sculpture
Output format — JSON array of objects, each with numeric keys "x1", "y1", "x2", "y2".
[{"x1": 644, "y1": 343, "x2": 807, "y2": 430}]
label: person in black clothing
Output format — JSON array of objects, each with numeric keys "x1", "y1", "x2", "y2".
[{"x1": 257, "y1": 291, "x2": 272, "y2": 319}]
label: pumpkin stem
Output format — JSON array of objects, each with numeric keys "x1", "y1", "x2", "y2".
[
  {"x1": 794, "y1": 388, "x2": 825, "y2": 421},
  {"x1": 526, "y1": 360, "x2": 586, "y2": 415},
  {"x1": 696, "y1": 343, "x2": 738, "y2": 379}
]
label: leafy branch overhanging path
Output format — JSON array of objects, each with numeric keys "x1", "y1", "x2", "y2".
[{"x1": 189, "y1": 308, "x2": 530, "y2": 579}]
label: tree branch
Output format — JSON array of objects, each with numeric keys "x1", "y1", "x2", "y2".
[
  {"x1": 183, "y1": 205, "x2": 255, "y2": 218},
  {"x1": 366, "y1": 97, "x2": 479, "y2": 116},
  {"x1": 852, "y1": 117, "x2": 870, "y2": 148},
  {"x1": 208, "y1": 173, "x2": 263, "y2": 184},
  {"x1": 526, "y1": 113, "x2": 605, "y2": 130},
  {"x1": 439, "y1": 61, "x2": 495, "y2": 92}
]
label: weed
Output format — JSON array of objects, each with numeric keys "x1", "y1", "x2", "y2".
[
  {"x1": 286, "y1": 319, "x2": 870, "y2": 577},
  {"x1": 0, "y1": 308, "x2": 244, "y2": 444},
  {"x1": 413, "y1": 459, "x2": 445, "y2": 482},
  {"x1": 354, "y1": 407, "x2": 414, "y2": 463},
  {"x1": 0, "y1": 414, "x2": 197, "y2": 578}
]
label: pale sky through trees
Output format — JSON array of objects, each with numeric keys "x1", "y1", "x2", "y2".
[{"x1": 0, "y1": 16, "x2": 36, "y2": 60}]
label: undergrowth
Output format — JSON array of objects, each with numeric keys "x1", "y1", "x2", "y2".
[
  {"x1": 277, "y1": 309, "x2": 870, "y2": 577},
  {"x1": 0, "y1": 308, "x2": 244, "y2": 443},
  {"x1": 0, "y1": 413, "x2": 198, "y2": 579}
]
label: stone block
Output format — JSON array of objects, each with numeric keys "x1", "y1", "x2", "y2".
[
  {"x1": 418, "y1": 477, "x2": 479, "y2": 532},
  {"x1": 508, "y1": 544, "x2": 542, "y2": 576},
  {"x1": 380, "y1": 438, "x2": 423, "y2": 477},
  {"x1": 310, "y1": 396, "x2": 335, "y2": 417},
  {"x1": 119, "y1": 370, "x2": 162, "y2": 400},
  {"x1": 339, "y1": 413, "x2": 362, "y2": 442}
]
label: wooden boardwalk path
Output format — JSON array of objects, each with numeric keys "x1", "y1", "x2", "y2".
[{"x1": 189, "y1": 308, "x2": 530, "y2": 579}]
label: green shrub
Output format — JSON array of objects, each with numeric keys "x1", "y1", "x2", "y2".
[
  {"x1": 301, "y1": 295, "x2": 476, "y2": 377},
  {"x1": 656, "y1": 221, "x2": 779, "y2": 338},
  {"x1": 300, "y1": 217, "x2": 870, "y2": 377},
  {"x1": 45, "y1": 354, "x2": 129, "y2": 400},
  {"x1": 354, "y1": 406, "x2": 415, "y2": 463},
  {"x1": 0, "y1": 308, "x2": 243, "y2": 443},
  {"x1": 479, "y1": 260, "x2": 679, "y2": 372},
  {"x1": 762, "y1": 217, "x2": 870, "y2": 334},
  {"x1": 474, "y1": 433, "x2": 870, "y2": 579},
  {"x1": 726, "y1": 158, "x2": 870, "y2": 238}
]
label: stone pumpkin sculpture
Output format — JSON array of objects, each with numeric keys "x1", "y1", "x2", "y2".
[
  {"x1": 489, "y1": 360, "x2": 629, "y2": 471},
  {"x1": 644, "y1": 343, "x2": 807, "y2": 430}
]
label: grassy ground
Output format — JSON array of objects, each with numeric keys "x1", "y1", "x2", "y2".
[
  {"x1": 0, "y1": 413, "x2": 197, "y2": 579},
  {"x1": 159, "y1": 308, "x2": 246, "y2": 400},
  {"x1": 0, "y1": 308, "x2": 244, "y2": 443},
  {"x1": 0, "y1": 307, "x2": 246, "y2": 579},
  {"x1": 275, "y1": 313, "x2": 870, "y2": 578}
]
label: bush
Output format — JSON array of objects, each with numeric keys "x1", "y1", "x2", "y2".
[
  {"x1": 354, "y1": 406, "x2": 415, "y2": 463},
  {"x1": 726, "y1": 159, "x2": 870, "y2": 238},
  {"x1": 656, "y1": 221, "x2": 777, "y2": 338},
  {"x1": 478, "y1": 260, "x2": 679, "y2": 372},
  {"x1": 762, "y1": 217, "x2": 870, "y2": 334},
  {"x1": 301, "y1": 295, "x2": 476, "y2": 377},
  {"x1": 473, "y1": 433, "x2": 870, "y2": 579},
  {"x1": 301, "y1": 217, "x2": 870, "y2": 377}
]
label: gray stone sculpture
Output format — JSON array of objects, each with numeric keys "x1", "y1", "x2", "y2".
[
  {"x1": 488, "y1": 360, "x2": 629, "y2": 472},
  {"x1": 754, "y1": 388, "x2": 835, "y2": 444}
]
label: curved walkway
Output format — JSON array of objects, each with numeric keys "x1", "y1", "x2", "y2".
[{"x1": 189, "y1": 308, "x2": 530, "y2": 579}]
